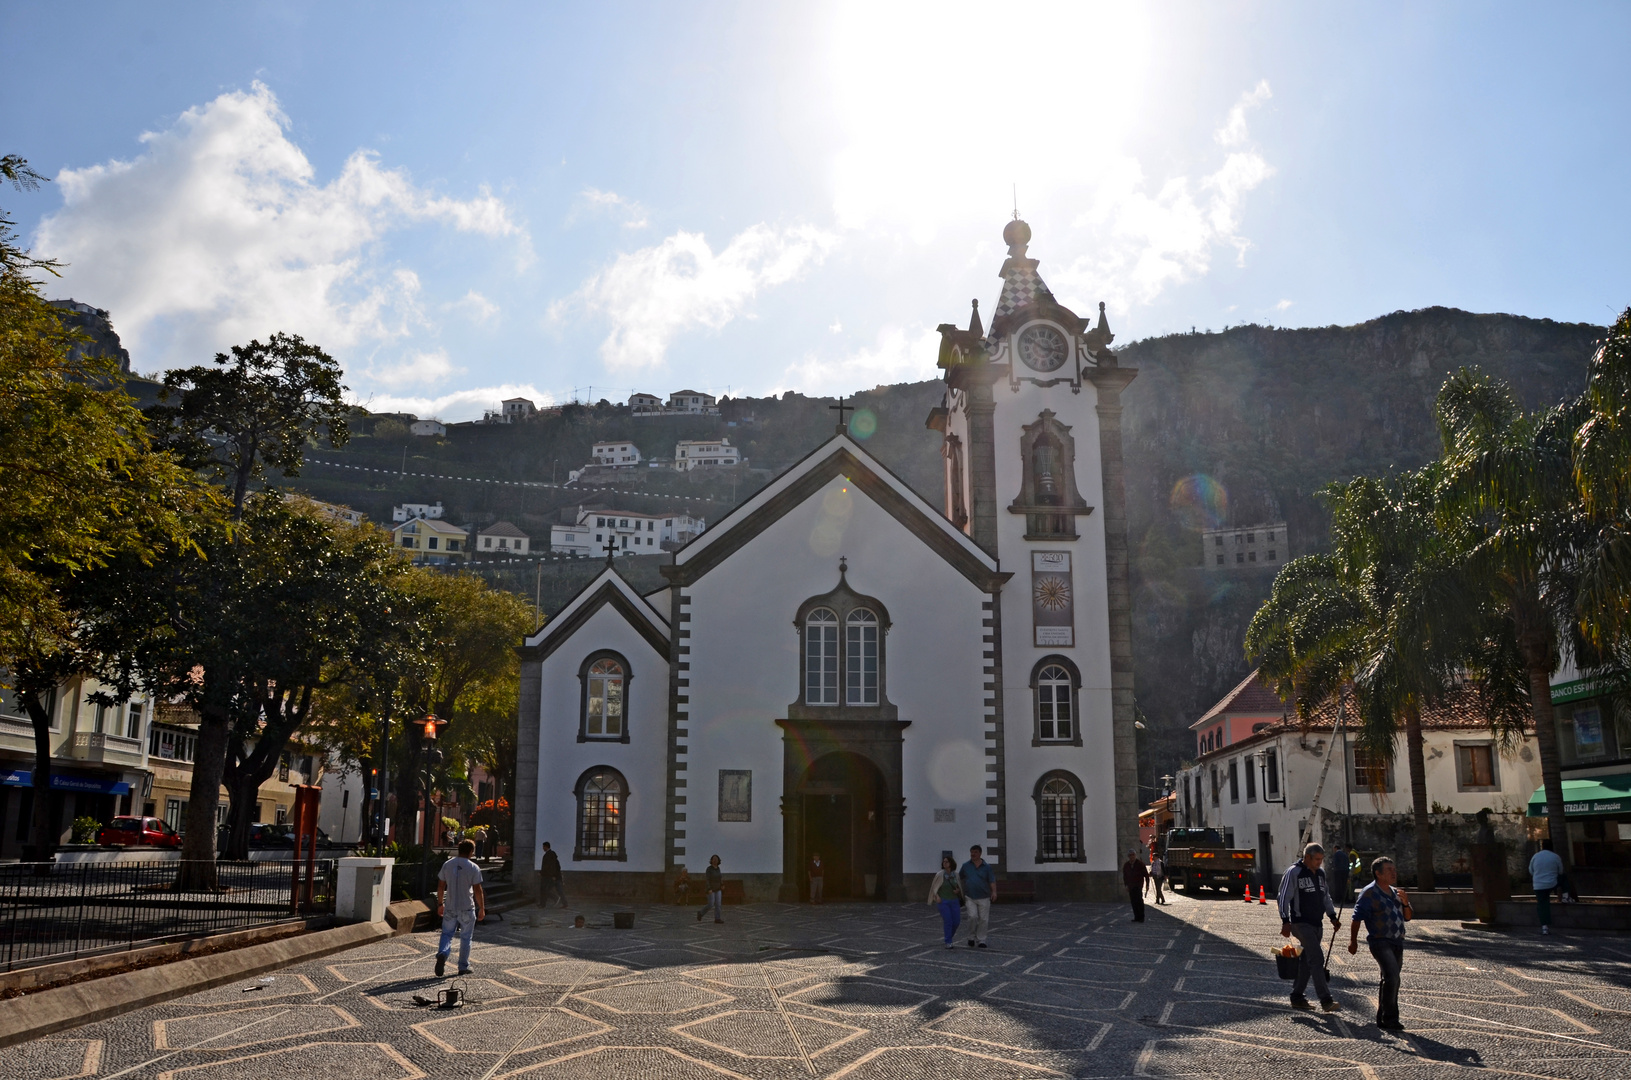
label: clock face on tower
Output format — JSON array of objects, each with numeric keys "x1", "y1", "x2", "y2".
[{"x1": 1017, "y1": 324, "x2": 1069, "y2": 373}]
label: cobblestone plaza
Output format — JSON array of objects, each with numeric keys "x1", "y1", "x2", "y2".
[{"x1": 16, "y1": 891, "x2": 1631, "y2": 1079}]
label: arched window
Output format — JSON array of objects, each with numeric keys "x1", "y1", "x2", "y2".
[
  {"x1": 805, "y1": 608, "x2": 839, "y2": 705},
  {"x1": 1030, "y1": 656, "x2": 1082, "y2": 746},
  {"x1": 846, "y1": 610, "x2": 879, "y2": 705},
  {"x1": 1034, "y1": 771, "x2": 1085, "y2": 862},
  {"x1": 575, "y1": 767, "x2": 627, "y2": 860},
  {"x1": 578, "y1": 651, "x2": 631, "y2": 743},
  {"x1": 1036, "y1": 665, "x2": 1073, "y2": 742}
]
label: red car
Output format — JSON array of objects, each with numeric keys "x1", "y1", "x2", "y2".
[{"x1": 97, "y1": 815, "x2": 182, "y2": 849}]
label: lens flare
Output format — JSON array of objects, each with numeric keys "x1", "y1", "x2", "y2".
[
  {"x1": 1169, "y1": 474, "x2": 1227, "y2": 531},
  {"x1": 850, "y1": 408, "x2": 878, "y2": 440}
]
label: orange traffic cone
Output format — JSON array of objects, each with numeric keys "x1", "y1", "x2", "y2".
[
  {"x1": 1258, "y1": 885, "x2": 1268, "y2": 905},
  {"x1": 1243, "y1": 884, "x2": 1252, "y2": 902}
]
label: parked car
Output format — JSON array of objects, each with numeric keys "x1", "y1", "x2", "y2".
[
  {"x1": 97, "y1": 816, "x2": 183, "y2": 849},
  {"x1": 217, "y1": 823, "x2": 337, "y2": 851}
]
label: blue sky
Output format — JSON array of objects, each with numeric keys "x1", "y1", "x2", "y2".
[{"x1": 5, "y1": 2, "x2": 1629, "y2": 419}]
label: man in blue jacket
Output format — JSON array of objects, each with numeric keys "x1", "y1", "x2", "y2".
[
  {"x1": 1278, "y1": 842, "x2": 1342, "y2": 1012},
  {"x1": 959, "y1": 845, "x2": 995, "y2": 948}
]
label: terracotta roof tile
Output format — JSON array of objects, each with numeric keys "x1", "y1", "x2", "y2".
[{"x1": 1190, "y1": 669, "x2": 1288, "y2": 729}]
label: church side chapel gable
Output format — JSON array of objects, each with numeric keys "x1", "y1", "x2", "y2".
[{"x1": 520, "y1": 568, "x2": 671, "y2": 877}]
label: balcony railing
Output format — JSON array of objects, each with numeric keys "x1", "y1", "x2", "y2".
[{"x1": 69, "y1": 732, "x2": 144, "y2": 765}]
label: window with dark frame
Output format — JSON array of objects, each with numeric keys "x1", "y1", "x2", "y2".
[
  {"x1": 1038, "y1": 777, "x2": 1079, "y2": 860},
  {"x1": 846, "y1": 610, "x2": 879, "y2": 705},
  {"x1": 1228, "y1": 760, "x2": 1239, "y2": 803},
  {"x1": 1036, "y1": 664, "x2": 1074, "y2": 742},
  {"x1": 805, "y1": 608, "x2": 839, "y2": 705},
  {"x1": 1265, "y1": 749, "x2": 1280, "y2": 797},
  {"x1": 1246, "y1": 756, "x2": 1257, "y2": 801},
  {"x1": 586, "y1": 657, "x2": 625, "y2": 737},
  {"x1": 576, "y1": 769, "x2": 625, "y2": 859},
  {"x1": 1456, "y1": 743, "x2": 1497, "y2": 789}
]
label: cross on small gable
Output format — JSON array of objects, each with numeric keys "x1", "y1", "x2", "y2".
[{"x1": 830, "y1": 396, "x2": 854, "y2": 434}]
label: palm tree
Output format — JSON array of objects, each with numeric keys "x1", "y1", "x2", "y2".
[
  {"x1": 1435, "y1": 368, "x2": 1584, "y2": 866},
  {"x1": 1248, "y1": 470, "x2": 1481, "y2": 890},
  {"x1": 1573, "y1": 308, "x2": 1631, "y2": 668}
]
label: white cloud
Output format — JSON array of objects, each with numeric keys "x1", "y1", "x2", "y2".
[
  {"x1": 573, "y1": 187, "x2": 649, "y2": 229},
  {"x1": 829, "y1": 320, "x2": 843, "y2": 334},
  {"x1": 363, "y1": 348, "x2": 463, "y2": 389},
  {"x1": 354, "y1": 383, "x2": 554, "y2": 423},
  {"x1": 1275, "y1": 298, "x2": 1293, "y2": 311},
  {"x1": 555, "y1": 223, "x2": 837, "y2": 371},
  {"x1": 452, "y1": 289, "x2": 499, "y2": 324},
  {"x1": 1051, "y1": 83, "x2": 1276, "y2": 311},
  {"x1": 33, "y1": 82, "x2": 528, "y2": 373},
  {"x1": 778, "y1": 325, "x2": 940, "y2": 396},
  {"x1": 1217, "y1": 79, "x2": 1273, "y2": 147}
]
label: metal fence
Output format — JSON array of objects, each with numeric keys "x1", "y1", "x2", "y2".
[{"x1": 0, "y1": 859, "x2": 336, "y2": 972}]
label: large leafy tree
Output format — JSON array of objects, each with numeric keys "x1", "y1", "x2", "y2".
[
  {"x1": 1573, "y1": 309, "x2": 1631, "y2": 668},
  {"x1": 215, "y1": 496, "x2": 426, "y2": 858},
  {"x1": 150, "y1": 333, "x2": 351, "y2": 516},
  {"x1": 390, "y1": 571, "x2": 533, "y2": 845},
  {"x1": 0, "y1": 155, "x2": 218, "y2": 857}
]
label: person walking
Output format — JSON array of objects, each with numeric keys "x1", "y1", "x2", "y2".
[
  {"x1": 1529, "y1": 839, "x2": 1565, "y2": 935},
  {"x1": 959, "y1": 845, "x2": 995, "y2": 948},
  {"x1": 1327, "y1": 839, "x2": 1351, "y2": 908},
  {"x1": 808, "y1": 852, "x2": 825, "y2": 904},
  {"x1": 1278, "y1": 842, "x2": 1342, "y2": 1013},
  {"x1": 434, "y1": 839, "x2": 486, "y2": 978},
  {"x1": 1122, "y1": 850, "x2": 1148, "y2": 922},
  {"x1": 1348, "y1": 855, "x2": 1413, "y2": 1031},
  {"x1": 928, "y1": 855, "x2": 966, "y2": 948},
  {"x1": 539, "y1": 841, "x2": 568, "y2": 908},
  {"x1": 1150, "y1": 852, "x2": 1167, "y2": 905},
  {"x1": 697, "y1": 854, "x2": 724, "y2": 923}
]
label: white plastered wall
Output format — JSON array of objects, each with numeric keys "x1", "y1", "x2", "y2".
[
  {"x1": 532, "y1": 601, "x2": 669, "y2": 873},
  {"x1": 679, "y1": 472, "x2": 991, "y2": 877}
]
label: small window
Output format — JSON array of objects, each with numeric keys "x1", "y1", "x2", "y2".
[
  {"x1": 428, "y1": 537, "x2": 439, "y2": 550},
  {"x1": 805, "y1": 609, "x2": 839, "y2": 705},
  {"x1": 1267, "y1": 550, "x2": 1276, "y2": 560},
  {"x1": 448, "y1": 539, "x2": 459, "y2": 552},
  {"x1": 401, "y1": 536, "x2": 414, "y2": 548},
  {"x1": 1246, "y1": 533, "x2": 1255, "y2": 543},
  {"x1": 1267, "y1": 531, "x2": 1275, "y2": 542},
  {"x1": 1228, "y1": 760, "x2": 1240, "y2": 803},
  {"x1": 1265, "y1": 749, "x2": 1280, "y2": 797},
  {"x1": 1215, "y1": 535, "x2": 1223, "y2": 546},
  {"x1": 1216, "y1": 555, "x2": 1224, "y2": 565},
  {"x1": 586, "y1": 658, "x2": 625, "y2": 737},
  {"x1": 1245, "y1": 756, "x2": 1257, "y2": 801},
  {"x1": 1236, "y1": 552, "x2": 1245, "y2": 564},
  {"x1": 1248, "y1": 551, "x2": 1256, "y2": 562},
  {"x1": 1036, "y1": 665, "x2": 1074, "y2": 742},
  {"x1": 1455, "y1": 742, "x2": 1498, "y2": 790},
  {"x1": 1210, "y1": 766, "x2": 1220, "y2": 805},
  {"x1": 485, "y1": 537, "x2": 493, "y2": 548},
  {"x1": 1352, "y1": 747, "x2": 1395, "y2": 792}
]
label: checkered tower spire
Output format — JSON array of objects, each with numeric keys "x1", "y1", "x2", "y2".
[{"x1": 990, "y1": 217, "x2": 1054, "y2": 328}]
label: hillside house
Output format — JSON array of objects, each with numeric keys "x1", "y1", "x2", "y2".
[
  {"x1": 472, "y1": 520, "x2": 531, "y2": 555},
  {"x1": 392, "y1": 518, "x2": 469, "y2": 564},
  {"x1": 551, "y1": 508, "x2": 705, "y2": 556},
  {"x1": 629, "y1": 392, "x2": 663, "y2": 414},
  {"x1": 503, "y1": 397, "x2": 537, "y2": 422},
  {"x1": 282, "y1": 493, "x2": 365, "y2": 526},
  {"x1": 392, "y1": 502, "x2": 444, "y2": 522},
  {"x1": 1202, "y1": 523, "x2": 1286, "y2": 570},
  {"x1": 592, "y1": 441, "x2": 643, "y2": 468},
  {"x1": 674, "y1": 438, "x2": 740, "y2": 471},
  {"x1": 668, "y1": 390, "x2": 718, "y2": 414},
  {"x1": 410, "y1": 419, "x2": 447, "y2": 438}
]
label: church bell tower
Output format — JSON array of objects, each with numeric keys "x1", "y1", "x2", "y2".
[{"x1": 928, "y1": 218, "x2": 1141, "y2": 891}]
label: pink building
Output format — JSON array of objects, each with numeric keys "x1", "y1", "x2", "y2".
[{"x1": 1189, "y1": 671, "x2": 1287, "y2": 757}]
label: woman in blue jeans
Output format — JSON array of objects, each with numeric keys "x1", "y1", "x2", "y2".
[{"x1": 927, "y1": 855, "x2": 966, "y2": 948}]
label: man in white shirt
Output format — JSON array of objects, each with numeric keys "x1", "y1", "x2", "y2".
[
  {"x1": 436, "y1": 839, "x2": 486, "y2": 976},
  {"x1": 1528, "y1": 839, "x2": 1566, "y2": 936}
]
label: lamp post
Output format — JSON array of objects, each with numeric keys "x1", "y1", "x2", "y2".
[{"x1": 417, "y1": 712, "x2": 448, "y2": 900}]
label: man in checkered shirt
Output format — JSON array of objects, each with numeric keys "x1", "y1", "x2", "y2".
[{"x1": 1348, "y1": 855, "x2": 1414, "y2": 1032}]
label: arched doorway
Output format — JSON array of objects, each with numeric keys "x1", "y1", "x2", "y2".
[{"x1": 797, "y1": 752, "x2": 886, "y2": 900}]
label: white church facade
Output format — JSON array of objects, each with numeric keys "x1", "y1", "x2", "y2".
[{"x1": 515, "y1": 219, "x2": 1139, "y2": 901}]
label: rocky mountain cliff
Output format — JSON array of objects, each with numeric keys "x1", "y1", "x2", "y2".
[{"x1": 52, "y1": 299, "x2": 131, "y2": 374}]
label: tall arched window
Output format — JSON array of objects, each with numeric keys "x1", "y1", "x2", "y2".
[
  {"x1": 805, "y1": 608, "x2": 839, "y2": 705},
  {"x1": 1030, "y1": 656, "x2": 1082, "y2": 746},
  {"x1": 1034, "y1": 771, "x2": 1084, "y2": 862},
  {"x1": 846, "y1": 609, "x2": 879, "y2": 705},
  {"x1": 578, "y1": 651, "x2": 632, "y2": 743},
  {"x1": 1036, "y1": 665, "x2": 1073, "y2": 742},
  {"x1": 575, "y1": 767, "x2": 627, "y2": 860}
]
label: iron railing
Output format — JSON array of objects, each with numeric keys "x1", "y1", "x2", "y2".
[{"x1": 0, "y1": 859, "x2": 336, "y2": 972}]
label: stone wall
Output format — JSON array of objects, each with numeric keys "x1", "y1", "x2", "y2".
[{"x1": 1337, "y1": 810, "x2": 1531, "y2": 886}]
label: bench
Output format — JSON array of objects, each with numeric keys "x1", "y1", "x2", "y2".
[{"x1": 994, "y1": 879, "x2": 1035, "y2": 904}]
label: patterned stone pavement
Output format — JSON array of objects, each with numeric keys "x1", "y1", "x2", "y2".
[{"x1": 16, "y1": 888, "x2": 1631, "y2": 1078}]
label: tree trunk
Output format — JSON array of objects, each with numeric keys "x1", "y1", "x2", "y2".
[
  {"x1": 23, "y1": 691, "x2": 57, "y2": 862},
  {"x1": 176, "y1": 710, "x2": 231, "y2": 890},
  {"x1": 1404, "y1": 705, "x2": 1435, "y2": 891},
  {"x1": 221, "y1": 764, "x2": 258, "y2": 861},
  {"x1": 393, "y1": 727, "x2": 423, "y2": 847},
  {"x1": 1526, "y1": 663, "x2": 1570, "y2": 868}
]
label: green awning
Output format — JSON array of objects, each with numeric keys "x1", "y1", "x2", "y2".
[{"x1": 1528, "y1": 775, "x2": 1631, "y2": 816}]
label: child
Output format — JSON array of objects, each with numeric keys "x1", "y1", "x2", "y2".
[{"x1": 675, "y1": 865, "x2": 691, "y2": 905}]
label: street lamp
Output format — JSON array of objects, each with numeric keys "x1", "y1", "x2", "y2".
[{"x1": 417, "y1": 712, "x2": 448, "y2": 900}]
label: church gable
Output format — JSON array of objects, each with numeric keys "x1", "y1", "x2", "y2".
[
  {"x1": 667, "y1": 435, "x2": 1002, "y2": 589},
  {"x1": 522, "y1": 566, "x2": 669, "y2": 663}
]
